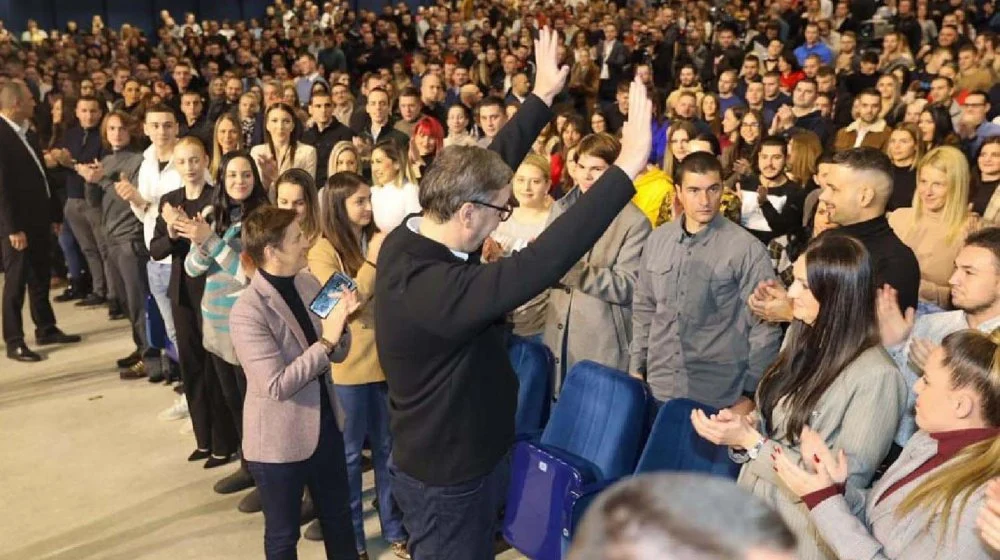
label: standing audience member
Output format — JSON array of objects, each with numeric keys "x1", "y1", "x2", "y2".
[
  {"x1": 489, "y1": 154, "x2": 555, "y2": 341},
  {"x1": 889, "y1": 146, "x2": 975, "y2": 310},
  {"x1": 833, "y1": 89, "x2": 892, "y2": 152},
  {"x1": 150, "y1": 137, "x2": 237, "y2": 466},
  {"x1": 252, "y1": 102, "x2": 317, "y2": 190},
  {"x1": 0, "y1": 80, "x2": 80, "y2": 362},
  {"x1": 543, "y1": 133, "x2": 651, "y2": 391},
  {"x1": 631, "y1": 152, "x2": 782, "y2": 411},
  {"x1": 327, "y1": 141, "x2": 361, "y2": 177},
  {"x1": 210, "y1": 112, "x2": 244, "y2": 178},
  {"x1": 693, "y1": 234, "x2": 907, "y2": 560},
  {"x1": 305, "y1": 173, "x2": 407, "y2": 557},
  {"x1": 775, "y1": 329, "x2": 1000, "y2": 560},
  {"x1": 369, "y1": 141, "x2": 420, "y2": 232},
  {"x1": 230, "y1": 206, "x2": 358, "y2": 560},
  {"x1": 885, "y1": 124, "x2": 925, "y2": 211},
  {"x1": 182, "y1": 151, "x2": 270, "y2": 502},
  {"x1": 737, "y1": 135, "x2": 808, "y2": 245},
  {"x1": 301, "y1": 90, "x2": 353, "y2": 184},
  {"x1": 273, "y1": 169, "x2": 321, "y2": 243},
  {"x1": 976, "y1": 137, "x2": 1000, "y2": 219}
]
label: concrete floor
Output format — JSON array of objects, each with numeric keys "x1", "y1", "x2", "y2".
[{"x1": 0, "y1": 277, "x2": 525, "y2": 560}]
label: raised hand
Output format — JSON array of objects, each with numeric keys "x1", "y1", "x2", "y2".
[
  {"x1": 531, "y1": 27, "x2": 571, "y2": 106},
  {"x1": 614, "y1": 79, "x2": 653, "y2": 179},
  {"x1": 876, "y1": 284, "x2": 915, "y2": 346}
]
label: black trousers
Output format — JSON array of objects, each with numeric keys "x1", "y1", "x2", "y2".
[
  {"x1": 2, "y1": 230, "x2": 57, "y2": 344},
  {"x1": 171, "y1": 300, "x2": 238, "y2": 455},
  {"x1": 209, "y1": 353, "x2": 248, "y2": 468}
]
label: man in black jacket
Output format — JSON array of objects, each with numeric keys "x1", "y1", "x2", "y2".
[
  {"x1": 0, "y1": 81, "x2": 81, "y2": 362},
  {"x1": 375, "y1": 29, "x2": 653, "y2": 559}
]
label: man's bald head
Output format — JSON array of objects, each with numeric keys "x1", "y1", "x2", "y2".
[{"x1": 0, "y1": 80, "x2": 34, "y2": 121}]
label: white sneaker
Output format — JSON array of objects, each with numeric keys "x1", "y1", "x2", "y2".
[{"x1": 158, "y1": 397, "x2": 189, "y2": 421}]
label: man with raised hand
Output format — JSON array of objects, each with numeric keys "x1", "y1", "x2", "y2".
[{"x1": 375, "y1": 28, "x2": 652, "y2": 559}]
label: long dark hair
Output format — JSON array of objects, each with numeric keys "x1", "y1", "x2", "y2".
[
  {"x1": 757, "y1": 233, "x2": 879, "y2": 444},
  {"x1": 263, "y1": 102, "x2": 301, "y2": 168},
  {"x1": 320, "y1": 172, "x2": 376, "y2": 276},
  {"x1": 212, "y1": 150, "x2": 270, "y2": 236},
  {"x1": 922, "y1": 105, "x2": 960, "y2": 150},
  {"x1": 734, "y1": 109, "x2": 765, "y2": 163}
]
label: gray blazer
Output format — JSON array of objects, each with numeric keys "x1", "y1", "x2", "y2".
[
  {"x1": 810, "y1": 431, "x2": 997, "y2": 560},
  {"x1": 738, "y1": 345, "x2": 907, "y2": 560},
  {"x1": 229, "y1": 270, "x2": 350, "y2": 464},
  {"x1": 542, "y1": 188, "x2": 651, "y2": 392}
]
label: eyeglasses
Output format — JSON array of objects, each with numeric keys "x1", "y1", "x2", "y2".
[{"x1": 469, "y1": 200, "x2": 514, "y2": 221}]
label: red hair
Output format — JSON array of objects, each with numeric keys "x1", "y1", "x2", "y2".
[{"x1": 409, "y1": 116, "x2": 445, "y2": 162}]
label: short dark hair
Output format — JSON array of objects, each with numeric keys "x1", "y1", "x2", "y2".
[
  {"x1": 576, "y1": 133, "x2": 621, "y2": 164},
  {"x1": 760, "y1": 135, "x2": 788, "y2": 155},
  {"x1": 76, "y1": 95, "x2": 103, "y2": 110},
  {"x1": 144, "y1": 103, "x2": 177, "y2": 120},
  {"x1": 242, "y1": 206, "x2": 299, "y2": 268},
  {"x1": 677, "y1": 151, "x2": 723, "y2": 184},
  {"x1": 476, "y1": 95, "x2": 505, "y2": 113},
  {"x1": 398, "y1": 86, "x2": 420, "y2": 100},
  {"x1": 830, "y1": 147, "x2": 894, "y2": 201},
  {"x1": 966, "y1": 227, "x2": 1000, "y2": 270},
  {"x1": 932, "y1": 75, "x2": 954, "y2": 88}
]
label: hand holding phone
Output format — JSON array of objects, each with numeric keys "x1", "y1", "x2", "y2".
[{"x1": 309, "y1": 272, "x2": 358, "y2": 319}]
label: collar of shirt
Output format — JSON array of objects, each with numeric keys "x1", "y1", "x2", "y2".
[
  {"x1": 678, "y1": 213, "x2": 725, "y2": 246},
  {"x1": 0, "y1": 114, "x2": 28, "y2": 136},
  {"x1": 928, "y1": 427, "x2": 1000, "y2": 456},
  {"x1": 406, "y1": 216, "x2": 469, "y2": 261},
  {"x1": 846, "y1": 118, "x2": 887, "y2": 133},
  {"x1": 838, "y1": 215, "x2": 890, "y2": 238}
]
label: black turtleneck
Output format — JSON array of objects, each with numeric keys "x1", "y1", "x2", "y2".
[
  {"x1": 887, "y1": 165, "x2": 917, "y2": 211},
  {"x1": 834, "y1": 215, "x2": 920, "y2": 311},
  {"x1": 972, "y1": 178, "x2": 1000, "y2": 215}
]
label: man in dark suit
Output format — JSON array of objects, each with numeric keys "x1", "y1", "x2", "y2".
[
  {"x1": 0, "y1": 81, "x2": 81, "y2": 362},
  {"x1": 596, "y1": 23, "x2": 629, "y2": 103}
]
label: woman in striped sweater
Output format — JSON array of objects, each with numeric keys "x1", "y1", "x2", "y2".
[{"x1": 181, "y1": 150, "x2": 270, "y2": 504}]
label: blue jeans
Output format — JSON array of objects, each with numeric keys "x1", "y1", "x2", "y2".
[
  {"x1": 390, "y1": 455, "x2": 510, "y2": 560},
  {"x1": 247, "y1": 411, "x2": 358, "y2": 560},
  {"x1": 58, "y1": 219, "x2": 84, "y2": 280},
  {"x1": 336, "y1": 382, "x2": 405, "y2": 550},
  {"x1": 146, "y1": 260, "x2": 176, "y2": 345}
]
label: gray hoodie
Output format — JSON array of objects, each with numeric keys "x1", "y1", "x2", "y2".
[{"x1": 86, "y1": 149, "x2": 145, "y2": 243}]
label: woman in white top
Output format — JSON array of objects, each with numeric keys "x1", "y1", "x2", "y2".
[
  {"x1": 250, "y1": 102, "x2": 317, "y2": 193},
  {"x1": 369, "y1": 140, "x2": 421, "y2": 232},
  {"x1": 488, "y1": 153, "x2": 555, "y2": 339}
]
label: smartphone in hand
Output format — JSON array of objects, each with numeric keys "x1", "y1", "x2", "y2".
[{"x1": 309, "y1": 272, "x2": 357, "y2": 319}]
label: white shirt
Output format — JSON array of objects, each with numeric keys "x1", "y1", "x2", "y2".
[
  {"x1": 600, "y1": 41, "x2": 614, "y2": 80},
  {"x1": 0, "y1": 114, "x2": 50, "y2": 197},
  {"x1": 372, "y1": 182, "x2": 422, "y2": 232},
  {"x1": 740, "y1": 189, "x2": 788, "y2": 232}
]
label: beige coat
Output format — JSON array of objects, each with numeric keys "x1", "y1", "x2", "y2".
[{"x1": 542, "y1": 187, "x2": 651, "y2": 393}]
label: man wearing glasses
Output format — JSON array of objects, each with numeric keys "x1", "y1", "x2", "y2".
[
  {"x1": 374, "y1": 29, "x2": 654, "y2": 559},
  {"x1": 957, "y1": 90, "x2": 1000, "y2": 159},
  {"x1": 543, "y1": 133, "x2": 651, "y2": 396}
]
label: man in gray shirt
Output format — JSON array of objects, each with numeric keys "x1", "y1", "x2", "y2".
[{"x1": 630, "y1": 153, "x2": 782, "y2": 413}]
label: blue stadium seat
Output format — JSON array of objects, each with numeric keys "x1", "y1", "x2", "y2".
[
  {"x1": 502, "y1": 361, "x2": 648, "y2": 560},
  {"x1": 507, "y1": 335, "x2": 554, "y2": 436},
  {"x1": 564, "y1": 398, "x2": 741, "y2": 544}
]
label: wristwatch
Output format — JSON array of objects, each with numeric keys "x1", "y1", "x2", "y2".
[{"x1": 728, "y1": 437, "x2": 768, "y2": 465}]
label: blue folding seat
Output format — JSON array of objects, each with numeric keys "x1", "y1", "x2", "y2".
[
  {"x1": 507, "y1": 335, "x2": 554, "y2": 436},
  {"x1": 503, "y1": 361, "x2": 648, "y2": 560}
]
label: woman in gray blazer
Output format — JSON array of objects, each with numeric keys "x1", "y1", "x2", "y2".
[
  {"x1": 775, "y1": 329, "x2": 1000, "y2": 559},
  {"x1": 229, "y1": 206, "x2": 360, "y2": 559},
  {"x1": 692, "y1": 234, "x2": 907, "y2": 560}
]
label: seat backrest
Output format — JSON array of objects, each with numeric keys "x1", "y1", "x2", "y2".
[
  {"x1": 636, "y1": 398, "x2": 741, "y2": 479},
  {"x1": 508, "y1": 336, "x2": 554, "y2": 436},
  {"x1": 541, "y1": 361, "x2": 647, "y2": 480}
]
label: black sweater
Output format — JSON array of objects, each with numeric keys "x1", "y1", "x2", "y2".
[
  {"x1": 835, "y1": 216, "x2": 921, "y2": 312},
  {"x1": 375, "y1": 95, "x2": 637, "y2": 485}
]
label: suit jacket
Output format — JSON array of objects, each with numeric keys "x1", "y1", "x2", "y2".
[
  {"x1": 0, "y1": 117, "x2": 58, "y2": 236},
  {"x1": 737, "y1": 346, "x2": 907, "y2": 560},
  {"x1": 230, "y1": 270, "x2": 351, "y2": 464},
  {"x1": 542, "y1": 187, "x2": 651, "y2": 391},
  {"x1": 596, "y1": 40, "x2": 628, "y2": 83},
  {"x1": 149, "y1": 186, "x2": 216, "y2": 303},
  {"x1": 810, "y1": 431, "x2": 997, "y2": 559}
]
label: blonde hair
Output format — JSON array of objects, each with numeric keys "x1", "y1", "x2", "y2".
[
  {"x1": 516, "y1": 152, "x2": 552, "y2": 183},
  {"x1": 913, "y1": 146, "x2": 970, "y2": 243},
  {"x1": 327, "y1": 140, "x2": 360, "y2": 175},
  {"x1": 896, "y1": 329, "x2": 1000, "y2": 543},
  {"x1": 210, "y1": 112, "x2": 244, "y2": 178}
]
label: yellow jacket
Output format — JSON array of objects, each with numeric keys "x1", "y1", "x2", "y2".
[
  {"x1": 307, "y1": 237, "x2": 384, "y2": 385},
  {"x1": 632, "y1": 167, "x2": 673, "y2": 227}
]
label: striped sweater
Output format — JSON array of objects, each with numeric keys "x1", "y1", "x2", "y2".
[{"x1": 184, "y1": 221, "x2": 247, "y2": 365}]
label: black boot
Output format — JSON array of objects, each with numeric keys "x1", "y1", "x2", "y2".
[
  {"x1": 108, "y1": 299, "x2": 127, "y2": 320},
  {"x1": 53, "y1": 278, "x2": 86, "y2": 302}
]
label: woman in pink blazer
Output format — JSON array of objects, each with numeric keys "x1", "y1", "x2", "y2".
[{"x1": 230, "y1": 206, "x2": 360, "y2": 559}]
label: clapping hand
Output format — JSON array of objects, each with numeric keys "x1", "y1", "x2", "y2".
[
  {"x1": 773, "y1": 426, "x2": 849, "y2": 497},
  {"x1": 531, "y1": 27, "x2": 571, "y2": 106},
  {"x1": 614, "y1": 79, "x2": 653, "y2": 180},
  {"x1": 174, "y1": 214, "x2": 212, "y2": 245},
  {"x1": 876, "y1": 284, "x2": 915, "y2": 346},
  {"x1": 74, "y1": 160, "x2": 104, "y2": 183},
  {"x1": 690, "y1": 408, "x2": 761, "y2": 450},
  {"x1": 748, "y1": 279, "x2": 793, "y2": 323},
  {"x1": 481, "y1": 237, "x2": 503, "y2": 263},
  {"x1": 908, "y1": 338, "x2": 937, "y2": 373},
  {"x1": 113, "y1": 178, "x2": 145, "y2": 206}
]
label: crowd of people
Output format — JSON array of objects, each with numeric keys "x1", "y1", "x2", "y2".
[{"x1": 4, "y1": 0, "x2": 1000, "y2": 558}]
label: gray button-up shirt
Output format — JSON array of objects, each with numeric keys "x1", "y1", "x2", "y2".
[{"x1": 630, "y1": 214, "x2": 782, "y2": 408}]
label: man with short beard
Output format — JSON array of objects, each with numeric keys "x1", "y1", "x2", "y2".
[{"x1": 834, "y1": 89, "x2": 892, "y2": 152}]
